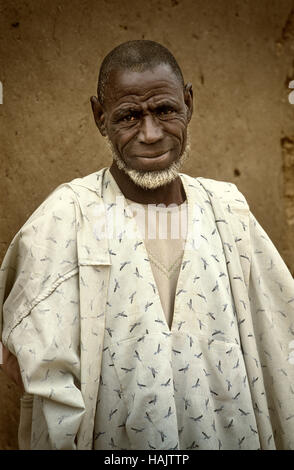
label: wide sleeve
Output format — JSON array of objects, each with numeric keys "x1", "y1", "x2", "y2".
[
  {"x1": 9, "y1": 273, "x2": 85, "y2": 450},
  {"x1": 0, "y1": 184, "x2": 85, "y2": 449},
  {"x1": 0, "y1": 185, "x2": 79, "y2": 341},
  {"x1": 248, "y1": 212, "x2": 294, "y2": 346},
  {"x1": 247, "y1": 212, "x2": 294, "y2": 448}
]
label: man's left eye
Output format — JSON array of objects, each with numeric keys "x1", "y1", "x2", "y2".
[{"x1": 157, "y1": 107, "x2": 174, "y2": 116}]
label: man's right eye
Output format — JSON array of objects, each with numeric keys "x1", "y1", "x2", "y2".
[
  {"x1": 122, "y1": 114, "x2": 136, "y2": 121},
  {"x1": 120, "y1": 112, "x2": 140, "y2": 122}
]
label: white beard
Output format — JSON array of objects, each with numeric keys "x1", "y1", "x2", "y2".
[{"x1": 105, "y1": 133, "x2": 190, "y2": 190}]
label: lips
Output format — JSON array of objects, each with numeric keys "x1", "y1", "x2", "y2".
[{"x1": 136, "y1": 151, "x2": 169, "y2": 159}]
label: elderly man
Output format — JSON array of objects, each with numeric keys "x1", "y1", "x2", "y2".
[{"x1": 1, "y1": 40, "x2": 294, "y2": 451}]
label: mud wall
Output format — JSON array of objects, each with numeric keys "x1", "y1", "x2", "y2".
[{"x1": 0, "y1": 0, "x2": 293, "y2": 449}]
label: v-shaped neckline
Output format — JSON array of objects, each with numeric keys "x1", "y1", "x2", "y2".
[{"x1": 104, "y1": 168, "x2": 195, "y2": 334}]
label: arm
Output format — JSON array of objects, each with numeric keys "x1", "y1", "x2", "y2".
[
  {"x1": 6, "y1": 271, "x2": 85, "y2": 450},
  {"x1": 248, "y1": 212, "x2": 294, "y2": 335},
  {"x1": 0, "y1": 184, "x2": 85, "y2": 449},
  {"x1": 247, "y1": 212, "x2": 294, "y2": 449}
]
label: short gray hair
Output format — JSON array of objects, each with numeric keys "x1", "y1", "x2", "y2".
[{"x1": 97, "y1": 40, "x2": 184, "y2": 104}]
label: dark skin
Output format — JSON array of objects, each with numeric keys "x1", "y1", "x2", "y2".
[
  {"x1": 1, "y1": 63, "x2": 193, "y2": 389},
  {"x1": 90, "y1": 63, "x2": 193, "y2": 206}
]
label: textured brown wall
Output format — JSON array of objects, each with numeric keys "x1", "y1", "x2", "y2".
[{"x1": 0, "y1": 0, "x2": 293, "y2": 450}]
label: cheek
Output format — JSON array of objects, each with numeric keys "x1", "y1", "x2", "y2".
[
  {"x1": 163, "y1": 120, "x2": 187, "y2": 142},
  {"x1": 108, "y1": 117, "x2": 188, "y2": 154},
  {"x1": 108, "y1": 126, "x2": 135, "y2": 152}
]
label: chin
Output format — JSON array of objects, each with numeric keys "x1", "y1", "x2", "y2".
[
  {"x1": 122, "y1": 148, "x2": 189, "y2": 190},
  {"x1": 106, "y1": 135, "x2": 190, "y2": 190},
  {"x1": 124, "y1": 166, "x2": 179, "y2": 190}
]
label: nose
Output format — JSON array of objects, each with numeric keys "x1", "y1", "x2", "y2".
[{"x1": 137, "y1": 115, "x2": 164, "y2": 144}]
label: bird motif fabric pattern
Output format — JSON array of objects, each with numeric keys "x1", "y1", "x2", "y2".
[{"x1": 0, "y1": 167, "x2": 293, "y2": 450}]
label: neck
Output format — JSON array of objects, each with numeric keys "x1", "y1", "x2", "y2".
[{"x1": 109, "y1": 161, "x2": 186, "y2": 206}]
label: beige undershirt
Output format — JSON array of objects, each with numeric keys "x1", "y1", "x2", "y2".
[{"x1": 125, "y1": 198, "x2": 188, "y2": 328}]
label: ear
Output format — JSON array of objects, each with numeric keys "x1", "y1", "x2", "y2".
[
  {"x1": 183, "y1": 83, "x2": 193, "y2": 123},
  {"x1": 90, "y1": 96, "x2": 107, "y2": 136}
]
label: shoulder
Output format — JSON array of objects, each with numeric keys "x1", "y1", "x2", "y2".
[
  {"x1": 20, "y1": 167, "x2": 108, "y2": 230},
  {"x1": 0, "y1": 184, "x2": 79, "y2": 344},
  {"x1": 180, "y1": 173, "x2": 249, "y2": 211},
  {"x1": 65, "y1": 167, "x2": 108, "y2": 196},
  {"x1": 23, "y1": 184, "x2": 77, "y2": 227},
  {"x1": 1, "y1": 169, "x2": 109, "y2": 342}
]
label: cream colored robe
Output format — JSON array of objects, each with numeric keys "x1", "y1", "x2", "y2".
[{"x1": 0, "y1": 167, "x2": 294, "y2": 450}]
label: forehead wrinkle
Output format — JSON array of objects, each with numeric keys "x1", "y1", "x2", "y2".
[
  {"x1": 104, "y1": 64, "x2": 184, "y2": 108},
  {"x1": 111, "y1": 85, "x2": 182, "y2": 110}
]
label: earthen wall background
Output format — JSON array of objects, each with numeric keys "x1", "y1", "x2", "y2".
[{"x1": 0, "y1": 0, "x2": 293, "y2": 449}]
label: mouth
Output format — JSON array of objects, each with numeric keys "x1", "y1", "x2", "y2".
[{"x1": 135, "y1": 151, "x2": 170, "y2": 161}]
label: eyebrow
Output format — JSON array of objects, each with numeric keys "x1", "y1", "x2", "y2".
[
  {"x1": 113, "y1": 106, "x2": 141, "y2": 119},
  {"x1": 152, "y1": 99, "x2": 178, "y2": 106},
  {"x1": 113, "y1": 98, "x2": 179, "y2": 119}
]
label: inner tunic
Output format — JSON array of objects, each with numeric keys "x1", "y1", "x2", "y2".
[
  {"x1": 93, "y1": 174, "x2": 261, "y2": 450},
  {"x1": 124, "y1": 198, "x2": 188, "y2": 329}
]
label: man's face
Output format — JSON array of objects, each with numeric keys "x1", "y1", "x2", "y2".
[{"x1": 92, "y1": 63, "x2": 193, "y2": 189}]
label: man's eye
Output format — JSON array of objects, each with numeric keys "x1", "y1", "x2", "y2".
[
  {"x1": 122, "y1": 114, "x2": 137, "y2": 122},
  {"x1": 157, "y1": 107, "x2": 175, "y2": 116}
]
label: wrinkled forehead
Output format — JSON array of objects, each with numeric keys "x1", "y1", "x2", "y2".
[{"x1": 103, "y1": 63, "x2": 184, "y2": 108}]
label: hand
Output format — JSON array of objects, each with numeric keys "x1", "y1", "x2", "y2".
[{"x1": 0, "y1": 343, "x2": 24, "y2": 392}]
